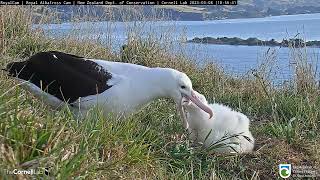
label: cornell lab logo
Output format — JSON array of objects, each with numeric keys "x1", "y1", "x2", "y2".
[{"x1": 279, "y1": 164, "x2": 292, "y2": 178}]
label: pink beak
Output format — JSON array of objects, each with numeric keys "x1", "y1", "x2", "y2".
[
  {"x1": 187, "y1": 91, "x2": 213, "y2": 119},
  {"x1": 178, "y1": 90, "x2": 214, "y2": 129}
]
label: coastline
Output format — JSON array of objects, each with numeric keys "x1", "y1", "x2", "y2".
[{"x1": 187, "y1": 37, "x2": 320, "y2": 48}]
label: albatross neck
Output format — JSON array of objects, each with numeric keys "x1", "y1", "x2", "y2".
[{"x1": 136, "y1": 67, "x2": 176, "y2": 101}]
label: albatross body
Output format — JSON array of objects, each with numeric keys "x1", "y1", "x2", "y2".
[{"x1": 4, "y1": 51, "x2": 213, "y2": 127}]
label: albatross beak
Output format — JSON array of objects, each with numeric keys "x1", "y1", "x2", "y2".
[
  {"x1": 185, "y1": 90, "x2": 213, "y2": 119},
  {"x1": 177, "y1": 90, "x2": 213, "y2": 129}
]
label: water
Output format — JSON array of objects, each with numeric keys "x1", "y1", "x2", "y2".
[{"x1": 35, "y1": 13, "x2": 320, "y2": 83}]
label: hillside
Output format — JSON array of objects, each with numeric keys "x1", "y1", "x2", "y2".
[{"x1": 203, "y1": 0, "x2": 320, "y2": 19}]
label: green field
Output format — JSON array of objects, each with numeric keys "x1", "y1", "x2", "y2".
[{"x1": 0, "y1": 7, "x2": 319, "y2": 179}]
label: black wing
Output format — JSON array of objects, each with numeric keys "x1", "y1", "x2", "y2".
[{"x1": 4, "y1": 51, "x2": 112, "y2": 103}]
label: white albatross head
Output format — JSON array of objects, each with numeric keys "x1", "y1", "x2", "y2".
[{"x1": 159, "y1": 68, "x2": 213, "y2": 129}]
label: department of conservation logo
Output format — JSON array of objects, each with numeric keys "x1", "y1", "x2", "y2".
[{"x1": 279, "y1": 164, "x2": 292, "y2": 178}]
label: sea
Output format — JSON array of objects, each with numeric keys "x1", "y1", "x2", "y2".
[{"x1": 35, "y1": 13, "x2": 320, "y2": 84}]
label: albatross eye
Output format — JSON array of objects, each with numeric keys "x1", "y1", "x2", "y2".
[{"x1": 181, "y1": 85, "x2": 186, "y2": 89}]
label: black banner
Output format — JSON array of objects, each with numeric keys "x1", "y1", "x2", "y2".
[{"x1": 0, "y1": 0, "x2": 237, "y2": 5}]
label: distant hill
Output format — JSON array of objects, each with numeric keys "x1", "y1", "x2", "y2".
[
  {"x1": 202, "y1": 0, "x2": 320, "y2": 19},
  {"x1": 33, "y1": 1, "x2": 320, "y2": 23}
]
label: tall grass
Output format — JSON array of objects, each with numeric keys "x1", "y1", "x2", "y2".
[{"x1": 0, "y1": 6, "x2": 319, "y2": 179}]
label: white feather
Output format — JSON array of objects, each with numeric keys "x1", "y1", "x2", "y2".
[
  {"x1": 15, "y1": 78, "x2": 64, "y2": 109},
  {"x1": 183, "y1": 91, "x2": 255, "y2": 153},
  {"x1": 15, "y1": 59, "x2": 197, "y2": 121}
]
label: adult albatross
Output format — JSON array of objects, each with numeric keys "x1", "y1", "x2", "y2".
[{"x1": 3, "y1": 51, "x2": 213, "y2": 128}]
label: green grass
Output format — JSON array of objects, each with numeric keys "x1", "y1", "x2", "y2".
[{"x1": 0, "y1": 7, "x2": 319, "y2": 179}]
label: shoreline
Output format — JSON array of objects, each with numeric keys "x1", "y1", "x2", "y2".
[{"x1": 187, "y1": 37, "x2": 320, "y2": 48}]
